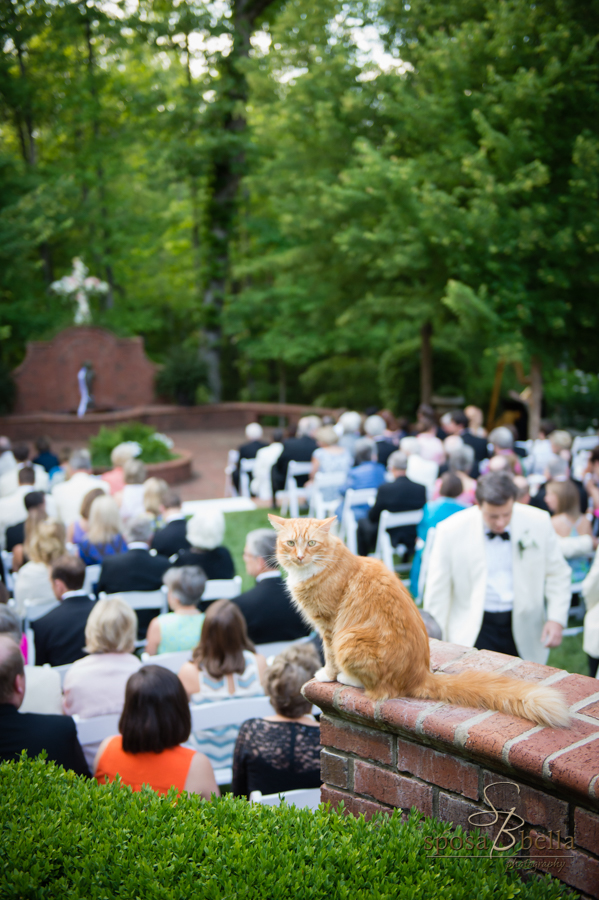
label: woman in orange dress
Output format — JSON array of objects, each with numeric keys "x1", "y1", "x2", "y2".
[{"x1": 94, "y1": 665, "x2": 219, "y2": 798}]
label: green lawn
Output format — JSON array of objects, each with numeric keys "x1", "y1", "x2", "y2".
[{"x1": 223, "y1": 511, "x2": 590, "y2": 676}]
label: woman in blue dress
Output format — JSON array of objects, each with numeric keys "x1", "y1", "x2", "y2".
[{"x1": 410, "y1": 472, "x2": 467, "y2": 600}]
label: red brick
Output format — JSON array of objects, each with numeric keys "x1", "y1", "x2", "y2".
[
  {"x1": 464, "y1": 714, "x2": 533, "y2": 762},
  {"x1": 574, "y1": 807, "x2": 599, "y2": 856},
  {"x1": 429, "y1": 641, "x2": 473, "y2": 670},
  {"x1": 548, "y1": 738, "x2": 599, "y2": 799},
  {"x1": 442, "y1": 648, "x2": 518, "y2": 675},
  {"x1": 302, "y1": 681, "x2": 339, "y2": 714},
  {"x1": 377, "y1": 697, "x2": 441, "y2": 733},
  {"x1": 554, "y1": 674, "x2": 599, "y2": 706},
  {"x1": 396, "y1": 737, "x2": 479, "y2": 800},
  {"x1": 320, "y1": 750, "x2": 350, "y2": 790},
  {"x1": 529, "y1": 830, "x2": 599, "y2": 896},
  {"x1": 507, "y1": 719, "x2": 599, "y2": 779},
  {"x1": 353, "y1": 761, "x2": 433, "y2": 816},
  {"x1": 576, "y1": 698, "x2": 599, "y2": 721},
  {"x1": 320, "y1": 716, "x2": 394, "y2": 766},
  {"x1": 507, "y1": 661, "x2": 563, "y2": 683},
  {"x1": 320, "y1": 786, "x2": 392, "y2": 821},
  {"x1": 335, "y1": 686, "x2": 377, "y2": 721},
  {"x1": 419, "y1": 706, "x2": 484, "y2": 744},
  {"x1": 437, "y1": 792, "x2": 487, "y2": 835},
  {"x1": 481, "y1": 771, "x2": 568, "y2": 832}
]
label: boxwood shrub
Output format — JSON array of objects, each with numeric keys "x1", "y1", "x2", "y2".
[{"x1": 0, "y1": 758, "x2": 573, "y2": 900}]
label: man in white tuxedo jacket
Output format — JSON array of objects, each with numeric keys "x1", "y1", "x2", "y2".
[{"x1": 423, "y1": 472, "x2": 571, "y2": 664}]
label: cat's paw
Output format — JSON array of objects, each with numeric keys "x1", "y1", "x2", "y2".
[
  {"x1": 313, "y1": 667, "x2": 336, "y2": 683},
  {"x1": 337, "y1": 671, "x2": 364, "y2": 688}
]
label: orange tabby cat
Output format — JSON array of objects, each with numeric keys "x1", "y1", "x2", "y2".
[{"x1": 268, "y1": 515, "x2": 569, "y2": 728}]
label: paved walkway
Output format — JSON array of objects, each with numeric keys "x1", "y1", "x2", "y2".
[{"x1": 167, "y1": 428, "x2": 246, "y2": 501}]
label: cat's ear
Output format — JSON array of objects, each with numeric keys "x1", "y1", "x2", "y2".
[
  {"x1": 316, "y1": 516, "x2": 337, "y2": 533},
  {"x1": 268, "y1": 514, "x2": 287, "y2": 532}
]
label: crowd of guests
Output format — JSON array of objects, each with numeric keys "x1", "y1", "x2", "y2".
[{"x1": 1, "y1": 406, "x2": 599, "y2": 803}]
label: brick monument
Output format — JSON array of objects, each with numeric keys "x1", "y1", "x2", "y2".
[{"x1": 12, "y1": 326, "x2": 157, "y2": 415}]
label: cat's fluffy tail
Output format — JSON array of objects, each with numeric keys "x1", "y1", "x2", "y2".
[{"x1": 412, "y1": 671, "x2": 569, "y2": 728}]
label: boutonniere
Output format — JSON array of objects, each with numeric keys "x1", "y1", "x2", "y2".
[{"x1": 517, "y1": 531, "x2": 538, "y2": 557}]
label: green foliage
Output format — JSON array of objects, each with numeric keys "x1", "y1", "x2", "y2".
[
  {"x1": 0, "y1": 757, "x2": 572, "y2": 900},
  {"x1": 155, "y1": 346, "x2": 210, "y2": 406},
  {"x1": 88, "y1": 423, "x2": 176, "y2": 468},
  {"x1": 380, "y1": 339, "x2": 470, "y2": 417},
  {"x1": 544, "y1": 369, "x2": 599, "y2": 430},
  {"x1": 300, "y1": 357, "x2": 379, "y2": 410},
  {"x1": 0, "y1": 360, "x2": 16, "y2": 414}
]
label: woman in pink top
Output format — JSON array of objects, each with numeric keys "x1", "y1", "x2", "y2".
[{"x1": 101, "y1": 443, "x2": 139, "y2": 495}]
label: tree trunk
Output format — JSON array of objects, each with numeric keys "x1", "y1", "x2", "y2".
[
  {"x1": 420, "y1": 321, "x2": 433, "y2": 406},
  {"x1": 529, "y1": 356, "x2": 543, "y2": 439},
  {"x1": 486, "y1": 358, "x2": 506, "y2": 432}
]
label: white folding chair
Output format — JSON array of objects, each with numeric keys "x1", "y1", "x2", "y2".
[
  {"x1": 202, "y1": 576, "x2": 243, "y2": 602},
  {"x1": 140, "y1": 649, "x2": 192, "y2": 673},
  {"x1": 224, "y1": 449, "x2": 240, "y2": 498},
  {"x1": 255, "y1": 635, "x2": 312, "y2": 662},
  {"x1": 23, "y1": 599, "x2": 61, "y2": 665},
  {"x1": 83, "y1": 564, "x2": 101, "y2": 596},
  {"x1": 374, "y1": 509, "x2": 424, "y2": 573},
  {"x1": 284, "y1": 461, "x2": 313, "y2": 518},
  {"x1": 308, "y1": 471, "x2": 347, "y2": 520},
  {"x1": 239, "y1": 458, "x2": 256, "y2": 499},
  {"x1": 99, "y1": 588, "x2": 168, "y2": 647},
  {"x1": 51, "y1": 662, "x2": 74, "y2": 688},
  {"x1": 250, "y1": 787, "x2": 321, "y2": 810},
  {"x1": 340, "y1": 488, "x2": 377, "y2": 555},
  {"x1": 73, "y1": 712, "x2": 121, "y2": 746},
  {"x1": 1, "y1": 550, "x2": 14, "y2": 593},
  {"x1": 189, "y1": 696, "x2": 275, "y2": 785}
]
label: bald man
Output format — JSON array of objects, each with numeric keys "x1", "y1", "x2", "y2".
[{"x1": 0, "y1": 635, "x2": 89, "y2": 775}]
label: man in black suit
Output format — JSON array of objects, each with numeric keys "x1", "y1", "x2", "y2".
[
  {"x1": 31, "y1": 555, "x2": 95, "y2": 667},
  {"x1": 529, "y1": 456, "x2": 588, "y2": 515},
  {"x1": 271, "y1": 416, "x2": 320, "y2": 497},
  {"x1": 364, "y1": 414, "x2": 396, "y2": 467},
  {"x1": 357, "y1": 451, "x2": 427, "y2": 556},
  {"x1": 232, "y1": 422, "x2": 268, "y2": 493},
  {"x1": 5, "y1": 490, "x2": 45, "y2": 552},
  {"x1": 445, "y1": 410, "x2": 488, "y2": 478},
  {"x1": 151, "y1": 490, "x2": 189, "y2": 559},
  {"x1": 0, "y1": 634, "x2": 90, "y2": 775},
  {"x1": 98, "y1": 516, "x2": 170, "y2": 594},
  {"x1": 233, "y1": 529, "x2": 310, "y2": 645}
]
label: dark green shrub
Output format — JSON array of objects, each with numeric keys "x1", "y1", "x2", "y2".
[
  {"x1": 0, "y1": 360, "x2": 16, "y2": 414},
  {"x1": 0, "y1": 757, "x2": 572, "y2": 900},
  {"x1": 300, "y1": 357, "x2": 380, "y2": 410},
  {"x1": 88, "y1": 423, "x2": 176, "y2": 468},
  {"x1": 156, "y1": 347, "x2": 209, "y2": 406},
  {"x1": 379, "y1": 338, "x2": 470, "y2": 417}
]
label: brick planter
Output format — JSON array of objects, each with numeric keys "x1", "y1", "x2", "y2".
[
  {"x1": 93, "y1": 449, "x2": 192, "y2": 486},
  {"x1": 304, "y1": 640, "x2": 599, "y2": 898}
]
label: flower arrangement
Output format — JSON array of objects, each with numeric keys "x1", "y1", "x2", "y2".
[{"x1": 50, "y1": 257, "x2": 109, "y2": 324}]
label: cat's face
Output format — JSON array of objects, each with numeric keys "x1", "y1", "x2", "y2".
[{"x1": 268, "y1": 515, "x2": 336, "y2": 571}]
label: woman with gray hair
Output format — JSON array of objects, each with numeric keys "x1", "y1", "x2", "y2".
[
  {"x1": 171, "y1": 508, "x2": 235, "y2": 580},
  {"x1": 144, "y1": 566, "x2": 207, "y2": 656},
  {"x1": 231, "y1": 643, "x2": 321, "y2": 798}
]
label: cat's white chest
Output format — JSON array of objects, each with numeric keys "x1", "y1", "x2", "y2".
[{"x1": 284, "y1": 562, "x2": 322, "y2": 588}]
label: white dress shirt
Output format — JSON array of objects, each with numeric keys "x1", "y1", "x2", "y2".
[
  {"x1": 256, "y1": 569, "x2": 281, "y2": 582},
  {"x1": 484, "y1": 527, "x2": 514, "y2": 612}
]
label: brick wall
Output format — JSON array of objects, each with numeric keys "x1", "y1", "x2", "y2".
[{"x1": 304, "y1": 640, "x2": 599, "y2": 898}]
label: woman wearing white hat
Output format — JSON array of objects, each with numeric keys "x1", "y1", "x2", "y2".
[{"x1": 171, "y1": 508, "x2": 235, "y2": 581}]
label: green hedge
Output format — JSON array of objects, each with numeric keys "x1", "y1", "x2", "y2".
[
  {"x1": 0, "y1": 758, "x2": 573, "y2": 900},
  {"x1": 88, "y1": 423, "x2": 176, "y2": 468}
]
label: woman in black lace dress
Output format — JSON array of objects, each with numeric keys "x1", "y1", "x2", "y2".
[{"x1": 232, "y1": 643, "x2": 321, "y2": 798}]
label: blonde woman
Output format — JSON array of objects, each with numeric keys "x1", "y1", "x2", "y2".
[
  {"x1": 143, "y1": 477, "x2": 169, "y2": 524},
  {"x1": 13, "y1": 519, "x2": 66, "y2": 615},
  {"x1": 63, "y1": 597, "x2": 142, "y2": 766},
  {"x1": 78, "y1": 495, "x2": 127, "y2": 565},
  {"x1": 116, "y1": 459, "x2": 147, "y2": 523},
  {"x1": 545, "y1": 480, "x2": 593, "y2": 583},
  {"x1": 101, "y1": 442, "x2": 140, "y2": 495},
  {"x1": 67, "y1": 487, "x2": 106, "y2": 545}
]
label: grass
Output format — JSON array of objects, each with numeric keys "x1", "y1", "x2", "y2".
[{"x1": 223, "y1": 511, "x2": 591, "y2": 676}]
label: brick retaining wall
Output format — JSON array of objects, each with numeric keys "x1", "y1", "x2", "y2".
[{"x1": 304, "y1": 640, "x2": 599, "y2": 898}]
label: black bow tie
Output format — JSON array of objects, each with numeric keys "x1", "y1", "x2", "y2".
[{"x1": 487, "y1": 531, "x2": 510, "y2": 541}]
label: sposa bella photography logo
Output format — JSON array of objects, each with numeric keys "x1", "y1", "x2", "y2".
[{"x1": 425, "y1": 781, "x2": 570, "y2": 873}]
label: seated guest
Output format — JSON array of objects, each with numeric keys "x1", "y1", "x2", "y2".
[
  {"x1": 400, "y1": 437, "x2": 438, "y2": 490},
  {"x1": 271, "y1": 416, "x2": 321, "y2": 496},
  {"x1": 31, "y1": 555, "x2": 94, "y2": 666},
  {"x1": 97, "y1": 516, "x2": 170, "y2": 595},
  {"x1": 6, "y1": 490, "x2": 46, "y2": 567},
  {"x1": 78, "y1": 495, "x2": 128, "y2": 565},
  {"x1": 0, "y1": 606, "x2": 62, "y2": 713},
  {"x1": 336, "y1": 411, "x2": 363, "y2": 458},
  {"x1": 94, "y1": 665, "x2": 218, "y2": 798},
  {"x1": 232, "y1": 644, "x2": 321, "y2": 798},
  {"x1": 151, "y1": 490, "x2": 190, "y2": 558},
  {"x1": 0, "y1": 466, "x2": 37, "y2": 548},
  {"x1": 101, "y1": 442, "x2": 139, "y2": 495},
  {"x1": 549, "y1": 429, "x2": 573, "y2": 465},
  {"x1": 357, "y1": 451, "x2": 427, "y2": 557},
  {"x1": 484, "y1": 427, "x2": 522, "y2": 474},
  {"x1": 546, "y1": 480, "x2": 593, "y2": 584},
  {"x1": 0, "y1": 437, "x2": 16, "y2": 479},
  {"x1": 444, "y1": 445, "x2": 476, "y2": 505},
  {"x1": 336, "y1": 438, "x2": 386, "y2": 522},
  {"x1": 63, "y1": 597, "x2": 142, "y2": 767},
  {"x1": 250, "y1": 431, "x2": 285, "y2": 502},
  {"x1": 144, "y1": 566, "x2": 206, "y2": 655},
  {"x1": 234, "y1": 529, "x2": 311, "y2": 644},
  {"x1": 32, "y1": 436, "x2": 59, "y2": 475},
  {"x1": 364, "y1": 415, "x2": 395, "y2": 467},
  {"x1": 464, "y1": 405, "x2": 487, "y2": 438},
  {"x1": 0, "y1": 635, "x2": 90, "y2": 775},
  {"x1": 0, "y1": 442, "x2": 49, "y2": 497},
  {"x1": 530, "y1": 456, "x2": 588, "y2": 516},
  {"x1": 178, "y1": 599, "x2": 266, "y2": 772},
  {"x1": 67, "y1": 486, "x2": 106, "y2": 545},
  {"x1": 171, "y1": 509, "x2": 235, "y2": 580},
  {"x1": 232, "y1": 423, "x2": 268, "y2": 493},
  {"x1": 444, "y1": 410, "x2": 488, "y2": 477},
  {"x1": 116, "y1": 459, "x2": 147, "y2": 523},
  {"x1": 143, "y1": 477, "x2": 169, "y2": 525},
  {"x1": 514, "y1": 476, "x2": 531, "y2": 505},
  {"x1": 14, "y1": 518, "x2": 66, "y2": 616},
  {"x1": 52, "y1": 449, "x2": 108, "y2": 526},
  {"x1": 308, "y1": 426, "x2": 353, "y2": 492},
  {"x1": 415, "y1": 417, "x2": 445, "y2": 466},
  {"x1": 410, "y1": 473, "x2": 467, "y2": 598}
]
